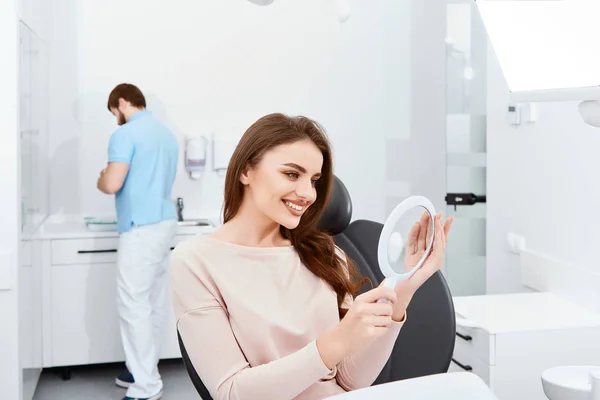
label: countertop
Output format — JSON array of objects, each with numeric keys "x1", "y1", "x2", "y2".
[
  {"x1": 27, "y1": 216, "x2": 219, "y2": 240},
  {"x1": 453, "y1": 291, "x2": 600, "y2": 334}
]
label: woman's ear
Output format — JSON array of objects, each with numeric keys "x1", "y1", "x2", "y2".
[{"x1": 239, "y1": 166, "x2": 251, "y2": 186}]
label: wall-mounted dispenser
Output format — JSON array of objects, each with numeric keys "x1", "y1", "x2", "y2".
[{"x1": 185, "y1": 135, "x2": 207, "y2": 180}]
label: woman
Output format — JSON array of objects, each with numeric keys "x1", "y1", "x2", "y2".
[{"x1": 171, "y1": 113, "x2": 453, "y2": 400}]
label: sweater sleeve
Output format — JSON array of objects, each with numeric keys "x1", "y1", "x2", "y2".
[
  {"x1": 333, "y1": 246, "x2": 406, "y2": 391},
  {"x1": 170, "y1": 244, "x2": 334, "y2": 400},
  {"x1": 336, "y1": 294, "x2": 405, "y2": 391}
]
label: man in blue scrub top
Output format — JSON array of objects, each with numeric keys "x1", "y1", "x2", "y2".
[{"x1": 97, "y1": 83, "x2": 178, "y2": 400}]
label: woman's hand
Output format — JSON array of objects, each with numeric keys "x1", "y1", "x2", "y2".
[
  {"x1": 316, "y1": 283, "x2": 397, "y2": 369},
  {"x1": 392, "y1": 212, "x2": 454, "y2": 322}
]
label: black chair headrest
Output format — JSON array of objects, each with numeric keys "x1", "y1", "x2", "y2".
[{"x1": 318, "y1": 175, "x2": 352, "y2": 235}]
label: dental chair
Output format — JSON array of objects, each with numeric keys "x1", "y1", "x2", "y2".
[{"x1": 177, "y1": 175, "x2": 456, "y2": 398}]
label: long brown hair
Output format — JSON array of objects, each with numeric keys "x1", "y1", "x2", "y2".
[{"x1": 223, "y1": 113, "x2": 367, "y2": 318}]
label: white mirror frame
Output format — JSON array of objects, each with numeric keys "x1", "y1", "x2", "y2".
[{"x1": 377, "y1": 195, "x2": 436, "y2": 290}]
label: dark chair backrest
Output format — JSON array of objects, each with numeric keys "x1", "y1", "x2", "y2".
[{"x1": 177, "y1": 331, "x2": 213, "y2": 400}]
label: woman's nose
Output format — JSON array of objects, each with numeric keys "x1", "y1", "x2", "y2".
[{"x1": 296, "y1": 179, "x2": 315, "y2": 200}]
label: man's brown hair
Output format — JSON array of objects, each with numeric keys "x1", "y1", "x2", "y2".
[{"x1": 107, "y1": 83, "x2": 146, "y2": 111}]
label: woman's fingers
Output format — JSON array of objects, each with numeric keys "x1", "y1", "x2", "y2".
[
  {"x1": 360, "y1": 283, "x2": 398, "y2": 305},
  {"x1": 416, "y1": 214, "x2": 445, "y2": 276},
  {"x1": 406, "y1": 222, "x2": 421, "y2": 255},
  {"x1": 444, "y1": 216, "x2": 454, "y2": 244},
  {"x1": 433, "y1": 213, "x2": 445, "y2": 253},
  {"x1": 417, "y1": 212, "x2": 429, "y2": 251},
  {"x1": 367, "y1": 315, "x2": 394, "y2": 327}
]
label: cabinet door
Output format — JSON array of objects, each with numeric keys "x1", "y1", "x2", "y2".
[
  {"x1": 51, "y1": 263, "x2": 124, "y2": 366},
  {"x1": 19, "y1": 240, "x2": 34, "y2": 368},
  {"x1": 51, "y1": 261, "x2": 183, "y2": 366}
]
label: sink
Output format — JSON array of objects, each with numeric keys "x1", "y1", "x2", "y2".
[
  {"x1": 177, "y1": 219, "x2": 213, "y2": 227},
  {"x1": 541, "y1": 366, "x2": 600, "y2": 400}
]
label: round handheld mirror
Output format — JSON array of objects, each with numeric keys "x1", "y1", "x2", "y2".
[{"x1": 377, "y1": 196, "x2": 436, "y2": 301}]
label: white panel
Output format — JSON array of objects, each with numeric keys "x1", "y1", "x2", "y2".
[
  {"x1": 0, "y1": 252, "x2": 13, "y2": 291},
  {"x1": 520, "y1": 249, "x2": 600, "y2": 314},
  {"x1": 49, "y1": 0, "x2": 411, "y2": 225},
  {"x1": 0, "y1": 0, "x2": 22, "y2": 398},
  {"x1": 50, "y1": 263, "x2": 123, "y2": 366},
  {"x1": 477, "y1": 0, "x2": 600, "y2": 95},
  {"x1": 212, "y1": 133, "x2": 240, "y2": 173},
  {"x1": 50, "y1": 261, "x2": 182, "y2": 366}
]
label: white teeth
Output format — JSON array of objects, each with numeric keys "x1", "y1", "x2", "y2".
[{"x1": 285, "y1": 201, "x2": 304, "y2": 211}]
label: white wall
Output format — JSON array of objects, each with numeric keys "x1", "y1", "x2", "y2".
[
  {"x1": 47, "y1": 0, "x2": 445, "y2": 224},
  {"x1": 18, "y1": 0, "x2": 49, "y2": 39},
  {"x1": 0, "y1": 0, "x2": 22, "y2": 398},
  {"x1": 486, "y1": 45, "x2": 600, "y2": 294}
]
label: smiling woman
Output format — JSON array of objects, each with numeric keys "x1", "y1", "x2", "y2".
[
  {"x1": 219, "y1": 113, "x2": 361, "y2": 311},
  {"x1": 171, "y1": 113, "x2": 418, "y2": 399}
]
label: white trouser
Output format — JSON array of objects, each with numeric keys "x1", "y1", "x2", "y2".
[{"x1": 117, "y1": 219, "x2": 177, "y2": 399}]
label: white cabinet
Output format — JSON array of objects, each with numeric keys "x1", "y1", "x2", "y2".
[
  {"x1": 449, "y1": 292, "x2": 600, "y2": 400},
  {"x1": 42, "y1": 233, "x2": 196, "y2": 368},
  {"x1": 19, "y1": 240, "x2": 43, "y2": 371},
  {"x1": 50, "y1": 262, "x2": 122, "y2": 366}
]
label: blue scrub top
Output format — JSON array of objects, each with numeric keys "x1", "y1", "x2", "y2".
[{"x1": 108, "y1": 110, "x2": 179, "y2": 233}]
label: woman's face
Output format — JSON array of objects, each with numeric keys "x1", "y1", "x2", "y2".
[{"x1": 241, "y1": 139, "x2": 324, "y2": 230}]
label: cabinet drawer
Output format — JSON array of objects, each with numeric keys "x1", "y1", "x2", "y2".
[
  {"x1": 450, "y1": 342, "x2": 494, "y2": 387},
  {"x1": 454, "y1": 325, "x2": 496, "y2": 365},
  {"x1": 51, "y1": 235, "x2": 195, "y2": 266},
  {"x1": 52, "y1": 238, "x2": 120, "y2": 265}
]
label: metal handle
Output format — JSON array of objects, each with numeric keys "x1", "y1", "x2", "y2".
[
  {"x1": 78, "y1": 248, "x2": 176, "y2": 253},
  {"x1": 445, "y1": 192, "x2": 486, "y2": 211},
  {"x1": 451, "y1": 358, "x2": 473, "y2": 371},
  {"x1": 77, "y1": 249, "x2": 117, "y2": 254},
  {"x1": 445, "y1": 192, "x2": 486, "y2": 206},
  {"x1": 456, "y1": 332, "x2": 472, "y2": 341}
]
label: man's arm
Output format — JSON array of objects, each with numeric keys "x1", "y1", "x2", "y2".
[
  {"x1": 98, "y1": 128, "x2": 134, "y2": 194},
  {"x1": 97, "y1": 162, "x2": 129, "y2": 194}
]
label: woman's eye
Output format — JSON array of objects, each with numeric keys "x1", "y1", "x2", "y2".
[
  {"x1": 311, "y1": 179, "x2": 319, "y2": 186},
  {"x1": 286, "y1": 172, "x2": 299, "y2": 179}
]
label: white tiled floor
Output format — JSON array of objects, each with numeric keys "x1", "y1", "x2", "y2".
[{"x1": 33, "y1": 359, "x2": 201, "y2": 400}]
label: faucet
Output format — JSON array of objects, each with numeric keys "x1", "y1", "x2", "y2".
[{"x1": 176, "y1": 197, "x2": 184, "y2": 222}]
